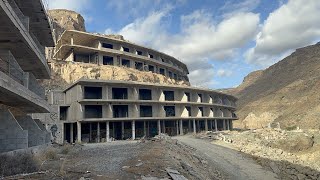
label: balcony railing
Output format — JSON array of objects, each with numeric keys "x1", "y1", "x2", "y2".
[
  {"x1": 7, "y1": 0, "x2": 29, "y2": 31},
  {"x1": 30, "y1": 32, "x2": 45, "y2": 54},
  {"x1": 25, "y1": 72, "x2": 45, "y2": 99},
  {"x1": 0, "y1": 50, "x2": 24, "y2": 85},
  {"x1": 0, "y1": 50, "x2": 45, "y2": 98}
]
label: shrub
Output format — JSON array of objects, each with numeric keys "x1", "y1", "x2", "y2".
[{"x1": 0, "y1": 153, "x2": 39, "y2": 177}]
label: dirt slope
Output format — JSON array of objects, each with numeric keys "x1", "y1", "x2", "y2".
[{"x1": 230, "y1": 42, "x2": 320, "y2": 129}]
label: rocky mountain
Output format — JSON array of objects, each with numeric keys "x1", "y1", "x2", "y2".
[
  {"x1": 230, "y1": 42, "x2": 320, "y2": 129},
  {"x1": 48, "y1": 9, "x2": 86, "y2": 41}
]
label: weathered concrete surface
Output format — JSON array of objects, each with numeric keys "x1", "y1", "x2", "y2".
[
  {"x1": 16, "y1": 116, "x2": 49, "y2": 147},
  {"x1": 0, "y1": 109, "x2": 28, "y2": 153},
  {"x1": 174, "y1": 136, "x2": 278, "y2": 180}
]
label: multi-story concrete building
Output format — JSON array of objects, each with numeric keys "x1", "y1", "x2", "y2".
[
  {"x1": 53, "y1": 30, "x2": 189, "y2": 82},
  {"x1": 0, "y1": 0, "x2": 54, "y2": 152},
  {"x1": 50, "y1": 79, "x2": 237, "y2": 143}
]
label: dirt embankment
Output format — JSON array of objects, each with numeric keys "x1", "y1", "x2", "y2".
[{"x1": 199, "y1": 128, "x2": 320, "y2": 180}]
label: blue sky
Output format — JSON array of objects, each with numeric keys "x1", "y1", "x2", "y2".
[{"x1": 46, "y1": 0, "x2": 320, "y2": 89}]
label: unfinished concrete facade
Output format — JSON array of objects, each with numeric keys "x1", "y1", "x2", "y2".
[
  {"x1": 0, "y1": 0, "x2": 54, "y2": 152},
  {"x1": 48, "y1": 79, "x2": 237, "y2": 143},
  {"x1": 53, "y1": 30, "x2": 190, "y2": 82}
]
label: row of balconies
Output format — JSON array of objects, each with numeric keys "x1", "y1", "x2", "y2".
[
  {"x1": 65, "y1": 34, "x2": 187, "y2": 74},
  {"x1": 6, "y1": 0, "x2": 45, "y2": 58},
  {"x1": 71, "y1": 53, "x2": 187, "y2": 81},
  {"x1": 0, "y1": 50, "x2": 45, "y2": 98},
  {"x1": 59, "y1": 104, "x2": 236, "y2": 121},
  {"x1": 78, "y1": 86, "x2": 236, "y2": 107}
]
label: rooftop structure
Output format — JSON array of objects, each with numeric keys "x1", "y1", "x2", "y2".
[
  {"x1": 0, "y1": 0, "x2": 54, "y2": 152},
  {"x1": 47, "y1": 79, "x2": 237, "y2": 143},
  {"x1": 53, "y1": 30, "x2": 190, "y2": 82}
]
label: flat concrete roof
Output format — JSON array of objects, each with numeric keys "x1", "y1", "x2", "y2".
[
  {"x1": 0, "y1": 1, "x2": 51, "y2": 78},
  {"x1": 15, "y1": 0, "x2": 55, "y2": 46},
  {"x1": 64, "y1": 78, "x2": 238, "y2": 100},
  {"x1": 55, "y1": 30, "x2": 189, "y2": 73}
]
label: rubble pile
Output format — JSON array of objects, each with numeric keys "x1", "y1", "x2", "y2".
[{"x1": 201, "y1": 129, "x2": 320, "y2": 180}]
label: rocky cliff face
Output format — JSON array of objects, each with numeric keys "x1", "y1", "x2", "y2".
[
  {"x1": 230, "y1": 42, "x2": 320, "y2": 129},
  {"x1": 48, "y1": 9, "x2": 86, "y2": 41}
]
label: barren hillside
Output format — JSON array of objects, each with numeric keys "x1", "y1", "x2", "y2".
[{"x1": 230, "y1": 42, "x2": 320, "y2": 129}]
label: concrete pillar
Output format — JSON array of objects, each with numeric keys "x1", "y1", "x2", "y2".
[
  {"x1": 97, "y1": 122, "x2": 100, "y2": 143},
  {"x1": 227, "y1": 120, "x2": 230, "y2": 130},
  {"x1": 215, "y1": 119, "x2": 218, "y2": 131},
  {"x1": 121, "y1": 121, "x2": 124, "y2": 139},
  {"x1": 157, "y1": 120, "x2": 161, "y2": 135},
  {"x1": 223, "y1": 119, "x2": 226, "y2": 130},
  {"x1": 77, "y1": 122, "x2": 81, "y2": 143},
  {"x1": 106, "y1": 121, "x2": 110, "y2": 142},
  {"x1": 147, "y1": 121, "x2": 150, "y2": 137},
  {"x1": 176, "y1": 120, "x2": 179, "y2": 135},
  {"x1": 197, "y1": 120, "x2": 200, "y2": 132},
  {"x1": 179, "y1": 119, "x2": 183, "y2": 135},
  {"x1": 193, "y1": 119, "x2": 196, "y2": 134},
  {"x1": 188, "y1": 120, "x2": 191, "y2": 132},
  {"x1": 89, "y1": 123, "x2": 92, "y2": 142},
  {"x1": 70, "y1": 123, "x2": 74, "y2": 143},
  {"x1": 132, "y1": 121, "x2": 136, "y2": 140},
  {"x1": 143, "y1": 121, "x2": 147, "y2": 137},
  {"x1": 162, "y1": 120, "x2": 165, "y2": 133},
  {"x1": 71, "y1": 37, "x2": 74, "y2": 45},
  {"x1": 205, "y1": 119, "x2": 208, "y2": 132}
]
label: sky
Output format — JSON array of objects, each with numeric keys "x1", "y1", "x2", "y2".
[{"x1": 44, "y1": 0, "x2": 320, "y2": 89}]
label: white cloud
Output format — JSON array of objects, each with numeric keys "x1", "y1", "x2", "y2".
[
  {"x1": 110, "y1": 9, "x2": 259, "y2": 87},
  {"x1": 220, "y1": 0, "x2": 261, "y2": 17},
  {"x1": 246, "y1": 0, "x2": 320, "y2": 67},
  {"x1": 44, "y1": 0, "x2": 90, "y2": 12},
  {"x1": 217, "y1": 69, "x2": 233, "y2": 77}
]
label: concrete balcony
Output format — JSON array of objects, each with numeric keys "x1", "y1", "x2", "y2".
[
  {"x1": 7, "y1": 0, "x2": 29, "y2": 31},
  {"x1": 0, "y1": 50, "x2": 49, "y2": 113}
]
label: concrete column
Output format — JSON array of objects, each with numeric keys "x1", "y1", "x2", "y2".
[
  {"x1": 205, "y1": 119, "x2": 208, "y2": 132},
  {"x1": 227, "y1": 120, "x2": 230, "y2": 130},
  {"x1": 223, "y1": 119, "x2": 226, "y2": 130},
  {"x1": 132, "y1": 121, "x2": 136, "y2": 140},
  {"x1": 197, "y1": 120, "x2": 200, "y2": 132},
  {"x1": 143, "y1": 121, "x2": 147, "y2": 137},
  {"x1": 70, "y1": 123, "x2": 74, "y2": 143},
  {"x1": 188, "y1": 120, "x2": 191, "y2": 132},
  {"x1": 147, "y1": 121, "x2": 150, "y2": 137},
  {"x1": 97, "y1": 122, "x2": 100, "y2": 143},
  {"x1": 77, "y1": 122, "x2": 81, "y2": 143},
  {"x1": 215, "y1": 119, "x2": 218, "y2": 131},
  {"x1": 162, "y1": 120, "x2": 166, "y2": 133},
  {"x1": 89, "y1": 123, "x2": 92, "y2": 142},
  {"x1": 121, "y1": 121, "x2": 124, "y2": 139},
  {"x1": 157, "y1": 120, "x2": 161, "y2": 135},
  {"x1": 179, "y1": 119, "x2": 183, "y2": 135},
  {"x1": 193, "y1": 119, "x2": 196, "y2": 134},
  {"x1": 176, "y1": 120, "x2": 179, "y2": 135},
  {"x1": 106, "y1": 121, "x2": 110, "y2": 142}
]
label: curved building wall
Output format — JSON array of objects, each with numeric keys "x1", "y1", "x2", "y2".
[{"x1": 54, "y1": 30, "x2": 189, "y2": 82}]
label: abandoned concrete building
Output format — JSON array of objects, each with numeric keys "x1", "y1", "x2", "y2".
[
  {"x1": 49, "y1": 79, "x2": 237, "y2": 143},
  {"x1": 0, "y1": 0, "x2": 54, "y2": 152},
  {"x1": 53, "y1": 30, "x2": 190, "y2": 82}
]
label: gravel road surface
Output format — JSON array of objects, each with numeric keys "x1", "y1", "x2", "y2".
[{"x1": 174, "y1": 135, "x2": 279, "y2": 180}]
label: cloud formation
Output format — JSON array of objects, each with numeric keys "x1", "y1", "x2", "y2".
[
  {"x1": 246, "y1": 0, "x2": 320, "y2": 67},
  {"x1": 110, "y1": 9, "x2": 259, "y2": 87}
]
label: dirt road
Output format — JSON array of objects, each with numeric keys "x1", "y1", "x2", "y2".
[{"x1": 174, "y1": 136, "x2": 279, "y2": 180}]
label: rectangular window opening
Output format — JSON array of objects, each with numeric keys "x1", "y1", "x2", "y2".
[
  {"x1": 164, "y1": 106, "x2": 175, "y2": 117},
  {"x1": 103, "y1": 56, "x2": 114, "y2": 65},
  {"x1": 140, "y1": 105, "x2": 153, "y2": 117},
  {"x1": 139, "y1": 89, "x2": 152, "y2": 100},
  {"x1": 164, "y1": 90, "x2": 174, "y2": 101},
  {"x1": 112, "y1": 88, "x2": 128, "y2": 99},
  {"x1": 84, "y1": 86, "x2": 102, "y2": 99},
  {"x1": 102, "y1": 43, "x2": 113, "y2": 49},
  {"x1": 121, "y1": 59, "x2": 130, "y2": 68},
  {"x1": 113, "y1": 105, "x2": 129, "y2": 118},
  {"x1": 84, "y1": 105, "x2": 102, "y2": 118}
]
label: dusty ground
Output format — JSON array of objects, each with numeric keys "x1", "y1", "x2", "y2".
[
  {"x1": 197, "y1": 129, "x2": 320, "y2": 180},
  {"x1": 4, "y1": 136, "x2": 224, "y2": 180}
]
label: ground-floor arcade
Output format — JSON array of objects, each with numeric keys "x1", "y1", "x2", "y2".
[{"x1": 63, "y1": 119, "x2": 233, "y2": 143}]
